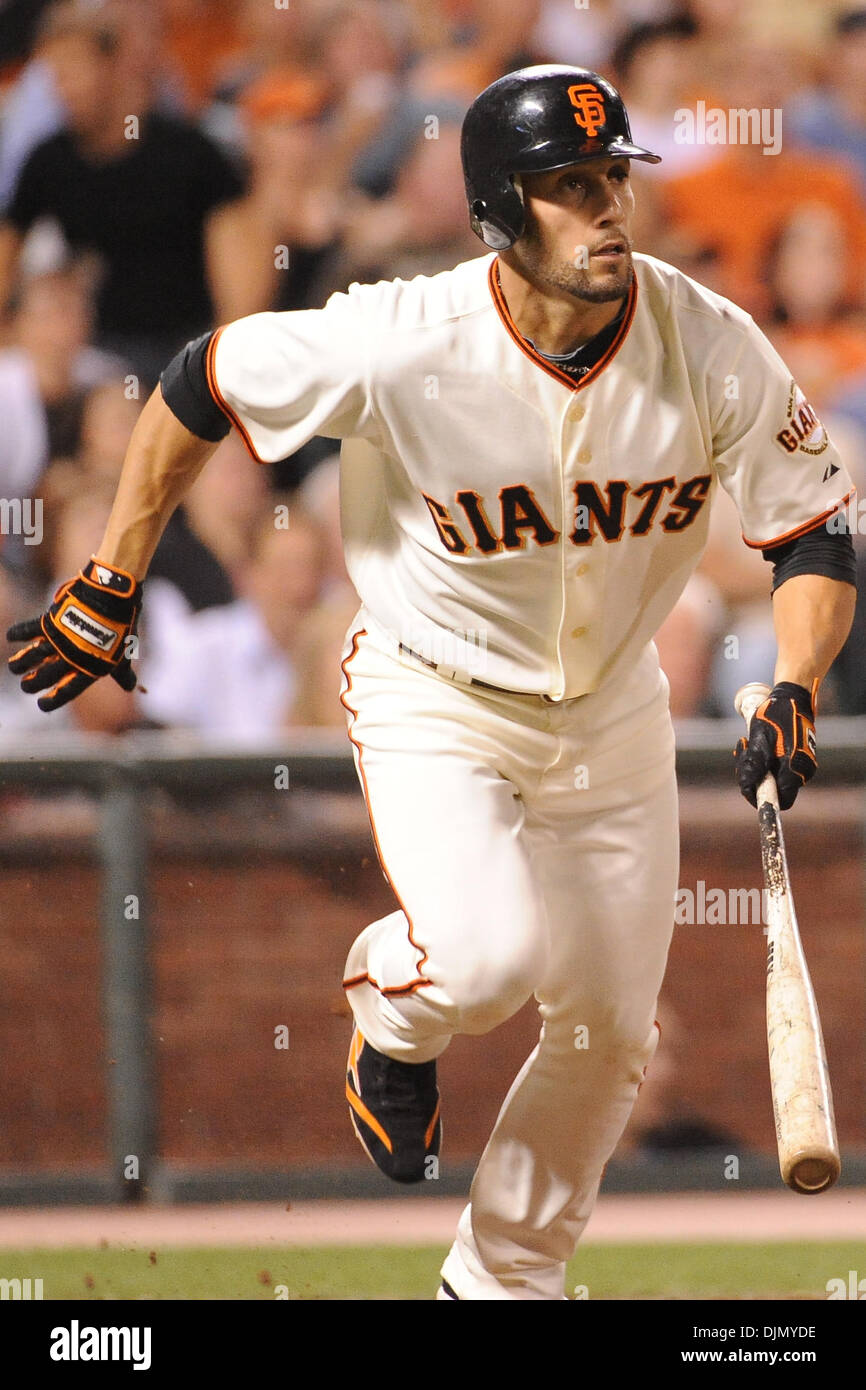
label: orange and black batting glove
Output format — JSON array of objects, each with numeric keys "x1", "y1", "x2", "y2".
[
  {"x1": 734, "y1": 680, "x2": 818, "y2": 811},
  {"x1": 6, "y1": 558, "x2": 142, "y2": 712}
]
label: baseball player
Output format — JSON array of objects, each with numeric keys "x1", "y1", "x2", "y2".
[{"x1": 7, "y1": 66, "x2": 856, "y2": 1300}]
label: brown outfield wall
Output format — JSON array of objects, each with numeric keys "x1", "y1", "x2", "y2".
[{"x1": 0, "y1": 785, "x2": 863, "y2": 1174}]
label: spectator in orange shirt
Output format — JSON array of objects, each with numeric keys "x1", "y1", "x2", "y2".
[
  {"x1": 663, "y1": 43, "x2": 866, "y2": 319},
  {"x1": 665, "y1": 148, "x2": 866, "y2": 320}
]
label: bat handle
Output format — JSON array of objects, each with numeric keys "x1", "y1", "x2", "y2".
[
  {"x1": 734, "y1": 680, "x2": 772, "y2": 730},
  {"x1": 734, "y1": 681, "x2": 778, "y2": 810}
]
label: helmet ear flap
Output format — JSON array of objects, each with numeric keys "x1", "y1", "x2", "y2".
[{"x1": 469, "y1": 180, "x2": 525, "y2": 250}]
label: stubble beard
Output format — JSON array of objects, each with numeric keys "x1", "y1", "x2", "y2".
[{"x1": 518, "y1": 229, "x2": 634, "y2": 303}]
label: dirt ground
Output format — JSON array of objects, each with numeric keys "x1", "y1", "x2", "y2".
[{"x1": 0, "y1": 1188, "x2": 863, "y2": 1249}]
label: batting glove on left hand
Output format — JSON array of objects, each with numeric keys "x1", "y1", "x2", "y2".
[
  {"x1": 734, "y1": 680, "x2": 818, "y2": 811},
  {"x1": 6, "y1": 557, "x2": 142, "y2": 712}
]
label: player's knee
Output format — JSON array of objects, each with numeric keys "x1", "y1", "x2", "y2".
[
  {"x1": 594, "y1": 1015, "x2": 658, "y2": 1064},
  {"x1": 542, "y1": 1009, "x2": 660, "y2": 1072},
  {"x1": 451, "y1": 940, "x2": 542, "y2": 1034}
]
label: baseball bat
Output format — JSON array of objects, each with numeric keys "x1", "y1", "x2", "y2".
[{"x1": 734, "y1": 681, "x2": 841, "y2": 1195}]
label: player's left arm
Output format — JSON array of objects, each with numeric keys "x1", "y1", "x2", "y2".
[
  {"x1": 772, "y1": 572, "x2": 856, "y2": 689},
  {"x1": 706, "y1": 313, "x2": 858, "y2": 808},
  {"x1": 733, "y1": 564, "x2": 856, "y2": 811},
  {"x1": 735, "y1": 552, "x2": 857, "y2": 810},
  {"x1": 736, "y1": 568, "x2": 855, "y2": 805}
]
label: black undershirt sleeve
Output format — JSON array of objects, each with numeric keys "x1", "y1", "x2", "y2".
[
  {"x1": 159, "y1": 331, "x2": 231, "y2": 442},
  {"x1": 762, "y1": 520, "x2": 857, "y2": 593}
]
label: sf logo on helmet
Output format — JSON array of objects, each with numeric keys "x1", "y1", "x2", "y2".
[{"x1": 567, "y1": 83, "x2": 606, "y2": 139}]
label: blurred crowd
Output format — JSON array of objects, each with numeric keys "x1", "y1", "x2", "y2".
[{"x1": 0, "y1": 0, "x2": 865, "y2": 739}]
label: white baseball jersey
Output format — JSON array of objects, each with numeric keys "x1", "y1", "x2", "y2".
[{"x1": 207, "y1": 251, "x2": 854, "y2": 699}]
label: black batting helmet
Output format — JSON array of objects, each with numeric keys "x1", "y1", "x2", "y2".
[{"x1": 461, "y1": 65, "x2": 661, "y2": 250}]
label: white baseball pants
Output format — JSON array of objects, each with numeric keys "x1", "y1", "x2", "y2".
[{"x1": 340, "y1": 613, "x2": 679, "y2": 1300}]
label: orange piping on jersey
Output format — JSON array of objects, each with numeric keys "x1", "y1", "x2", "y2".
[
  {"x1": 204, "y1": 326, "x2": 268, "y2": 464},
  {"x1": 339, "y1": 627, "x2": 433, "y2": 998},
  {"x1": 742, "y1": 489, "x2": 855, "y2": 549},
  {"x1": 344, "y1": 969, "x2": 425, "y2": 997},
  {"x1": 488, "y1": 258, "x2": 638, "y2": 393}
]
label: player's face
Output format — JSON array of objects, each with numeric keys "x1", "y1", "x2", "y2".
[{"x1": 511, "y1": 158, "x2": 635, "y2": 303}]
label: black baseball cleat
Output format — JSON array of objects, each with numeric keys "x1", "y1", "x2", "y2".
[{"x1": 346, "y1": 1027, "x2": 441, "y2": 1184}]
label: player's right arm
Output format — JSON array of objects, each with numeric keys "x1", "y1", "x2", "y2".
[
  {"x1": 95, "y1": 386, "x2": 220, "y2": 579},
  {"x1": 5, "y1": 384, "x2": 221, "y2": 711},
  {"x1": 7, "y1": 290, "x2": 377, "y2": 711},
  {"x1": 6, "y1": 320, "x2": 236, "y2": 711}
]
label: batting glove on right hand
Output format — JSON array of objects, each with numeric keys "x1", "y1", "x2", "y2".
[
  {"x1": 734, "y1": 681, "x2": 818, "y2": 811},
  {"x1": 6, "y1": 557, "x2": 142, "y2": 712}
]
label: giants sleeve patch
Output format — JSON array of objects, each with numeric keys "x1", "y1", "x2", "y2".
[{"x1": 774, "y1": 382, "x2": 828, "y2": 458}]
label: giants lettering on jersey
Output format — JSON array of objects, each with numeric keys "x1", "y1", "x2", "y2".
[{"x1": 422, "y1": 475, "x2": 712, "y2": 555}]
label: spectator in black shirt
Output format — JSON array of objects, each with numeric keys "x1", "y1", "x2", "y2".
[{"x1": 0, "y1": 1, "x2": 246, "y2": 387}]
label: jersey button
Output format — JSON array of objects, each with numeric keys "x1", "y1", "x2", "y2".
[
  {"x1": 568, "y1": 402, "x2": 585, "y2": 422},
  {"x1": 575, "y1": 563, "x2": 589, "y2": 577},
  {"x1": 571, "y1": 625, "x2": 587, "y2": 638},
  {"x1": 577, "y1": 446, "x2": 592, "y2": 464}
]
